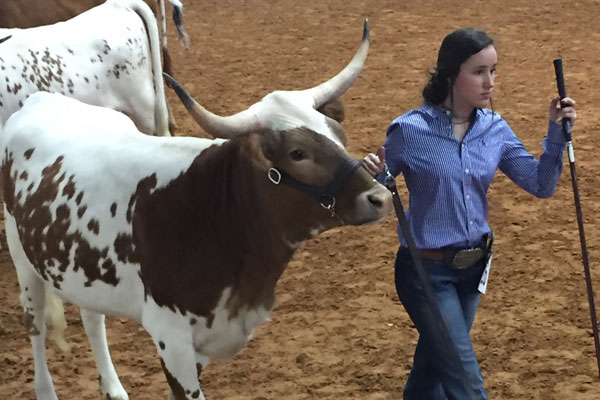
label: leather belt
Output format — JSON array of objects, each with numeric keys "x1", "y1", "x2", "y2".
[
  {"x1": 419, "y1": 234, "x2": 493, "y2": 270},
  {"x1": 420, "y1": 249, "x2": 449, "y2": 262}
]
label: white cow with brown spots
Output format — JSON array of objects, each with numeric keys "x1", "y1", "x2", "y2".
[
  {"x1": 1, "y1": 21, "x2": 391, "y2": 400},
  {"x1": 0, "y1": 0, "x2": 171, "y2": 136},
  {"x1": 0, "y1": 0, "x2": 190, "y2": 95}
]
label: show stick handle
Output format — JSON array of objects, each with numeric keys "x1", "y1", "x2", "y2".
[{"x1": 553, "y1": 58, "x2": 572, "y2": 142}]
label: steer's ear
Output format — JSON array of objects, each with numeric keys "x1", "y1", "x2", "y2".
[{"x1": 317, "y1": 99, "x2": 345, "y2": 123}]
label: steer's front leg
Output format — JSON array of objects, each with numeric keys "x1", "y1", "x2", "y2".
[
  {"x1": 160, "y1": 352, "x2": 205, "y2": 400},
  {"x1": 142, "y1": 301, "x2": 206, "y2": 400}
]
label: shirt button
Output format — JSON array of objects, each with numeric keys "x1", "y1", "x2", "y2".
[
  {"x1": 466, "y1": 194, "x2": 470, "y2": 199},
  {"x1": 465, "y1": 168, "x2": 470, "y2": 174},
  {"x1": 469, "y1": 221, "x2": 474, "y2": 225}
]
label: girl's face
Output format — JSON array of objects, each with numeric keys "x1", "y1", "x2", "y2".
[{"x1": 452, "y1": 45, "x2": 497, "y2": 112}]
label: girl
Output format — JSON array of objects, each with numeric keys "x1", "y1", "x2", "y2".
[{"x1": 362, "y1": 27, "x2": 577, "y2": 399}]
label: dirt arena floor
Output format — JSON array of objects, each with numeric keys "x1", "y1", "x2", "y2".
[{"x1": 2, "y1": 0, "x2": 600, "y2": 398}]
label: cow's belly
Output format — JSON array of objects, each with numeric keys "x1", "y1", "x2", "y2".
[{"x1": 50, "y1": 267, "x2": 144, "y2": 321}]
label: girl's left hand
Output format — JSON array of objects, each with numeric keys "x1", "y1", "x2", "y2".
[
  {"x1": 361, "y1": 147, "x2": 386, "y2": 178},
  {"x1": 550, "y1": 96, "x2": 577, "y2": 125}
]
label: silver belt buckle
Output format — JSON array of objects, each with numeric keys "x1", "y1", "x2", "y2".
[{"x1": 451, "y1": 248, "x2": 484, "y2": 269}]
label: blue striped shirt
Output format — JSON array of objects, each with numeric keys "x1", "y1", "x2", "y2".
[{"x1": 379, "y1": 102, "x2": 566, "y2": 249}]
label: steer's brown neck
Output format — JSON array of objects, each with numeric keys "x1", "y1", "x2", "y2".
[{"x1": 132, "y1": 133, "x2": 324, "y2": 320}]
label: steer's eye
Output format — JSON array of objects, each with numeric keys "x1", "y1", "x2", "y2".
[{"x1": 290, "y1": 149, "x2": 304, "y2": 161}]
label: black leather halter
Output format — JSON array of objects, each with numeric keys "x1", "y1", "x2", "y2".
[{"x1": 267, "y1": 158, "x2": 361, "y2": 216}]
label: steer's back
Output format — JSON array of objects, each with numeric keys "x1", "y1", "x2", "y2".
[
  {"x1": 1, "y1": 93, "x2": 216, "y2": 320},
  {"x1": 0, "y1": 0, "x2": 161, "y2": 29}
]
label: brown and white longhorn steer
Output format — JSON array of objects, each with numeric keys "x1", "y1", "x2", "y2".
[{"x1": 1, "y1": 21, "x2": 392, "y2": 400}]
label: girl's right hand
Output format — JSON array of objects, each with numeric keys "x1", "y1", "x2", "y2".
[{"x1": 361, "y1": 146, "x2": 386, "y2": 177}]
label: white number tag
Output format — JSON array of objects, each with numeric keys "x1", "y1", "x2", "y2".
[{"x1": 478, "y1": 254, "x2": 493, "y2": 294}]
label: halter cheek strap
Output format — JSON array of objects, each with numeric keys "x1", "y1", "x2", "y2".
[{"x1": 267, "y1": 158, "x2": 361, "y2": 216}]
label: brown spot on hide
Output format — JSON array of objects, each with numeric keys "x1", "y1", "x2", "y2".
[
  {"x1": 1, "y1": 154, "x2": 120, "y2": 288},
  {"x1": 88, "y1": 218, "x2": 100, "y2": 234},
  {"x1": 62, "y1": 175, "x2": 76, "y2": 199},
  {"x1": 1, "y1": 150, "x2": 16, "y2": 213},
  {"x1": 114, "y1": 233, "x2": 138, "y2": 264}
]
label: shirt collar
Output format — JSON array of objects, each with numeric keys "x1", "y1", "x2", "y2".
[
  {"x1": 422, "y1": 102, "x2": 485, "y2": 122},
  {"x1": 422, "y1": 102, "x2": 450, "y2": 120}
]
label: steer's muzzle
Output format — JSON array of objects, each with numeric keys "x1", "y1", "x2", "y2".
[{"x1": 354, "y1": 183, "x2": 393, "y2": 225}]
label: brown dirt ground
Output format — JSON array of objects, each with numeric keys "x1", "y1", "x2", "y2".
[{"x1": 2, "y1": 0, "x2": 600, "y2": 398}]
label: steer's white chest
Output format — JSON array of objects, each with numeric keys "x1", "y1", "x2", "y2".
[{"x1": 191, "y1": 288, "x2": 272, "y2": 361}]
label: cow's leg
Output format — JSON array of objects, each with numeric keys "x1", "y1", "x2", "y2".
[
  {"x1": 162, "y1": 48, "x2": 178, "y2": 135},
  {"x1": 45, "y1": 290, "x2": 71, "y2": 353},
  {"x1": 80, "y1": 309, "x2": 129, "y2": 400},
  {"x1": 19, "y1": 274, "x2": 58, "y2": 400},
  {"x1": 157, "y1": 343, "x2": 206, "y2": 400},
  {"x1": 6, "y1": 210, "x2": 58, "y2": 400},
  {"x1": 165, "y1": 353, "x2": 208, "y2": 400},
  {"x1": 167, "y1": 101, "x2": 178, "y2": 135},
  {"x1": 142, "y1": 301, "x2": 206, "y2": 400}
]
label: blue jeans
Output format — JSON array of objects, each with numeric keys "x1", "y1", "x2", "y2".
[{"x1": 394, "y1": 247, "x2": 488, "y2": 400}]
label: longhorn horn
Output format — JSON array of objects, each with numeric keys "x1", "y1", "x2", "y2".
[
  {"x1": 164, "y1": 73, "x2": 260, "y2": 138},
  {"x1": 303, "y1": 19, "x2": 370, "y2": 109}
]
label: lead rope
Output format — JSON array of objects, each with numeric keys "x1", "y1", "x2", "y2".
[{"x1": 383, "y1": 166, "x2": 479, "y2": 400}]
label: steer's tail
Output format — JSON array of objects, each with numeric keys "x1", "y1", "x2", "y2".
[
  {"x1": 163, "y1": 0, "x2": 190, "y2": 49},
  {"x1": 152, "y1": 0, "x2": 190, "y2": 80},
  {"x1": 45, "y1": 289, "x2": 71, "y2": 353},
  {"x1": 130, "y1": 0, "x2": 171, "y2": 136}
]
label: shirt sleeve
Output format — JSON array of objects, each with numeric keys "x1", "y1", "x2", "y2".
[
  {"x1": 498, "y1": 120, "x2": 566, "y2": 198},
  {"x1": 376, "y1": 121, "x2": 405, "y2": 184}
]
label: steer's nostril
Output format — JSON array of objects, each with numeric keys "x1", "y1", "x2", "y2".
[{"x1": 368, "y1": 194, "x2": 383, "y2": 208}]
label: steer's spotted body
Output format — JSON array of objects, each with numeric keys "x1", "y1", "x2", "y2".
[
  {"x1": 0, "y1": 0, "x2": 170, "y2": 136},
  {"x1": 3, "y1": 95, "x2": 280, "y2": 353},
  {"x1": 3, "y1": 22, "x2": 392, "y2": 400}
]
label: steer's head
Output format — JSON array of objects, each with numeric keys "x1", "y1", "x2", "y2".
[
  {"x1": 165, "y1": 20, "x2": 371, "y2": 148},
  {"x1": 255, "y1": 126, "x2": 393, "y2": 229},
  {"x1": 166, "y1": 20, "x2": 392, "y2": 233}
]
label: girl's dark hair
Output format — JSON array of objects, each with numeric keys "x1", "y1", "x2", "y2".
[{"x1": 422, "y1": 27, "x2": 495, "y2": 105}]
